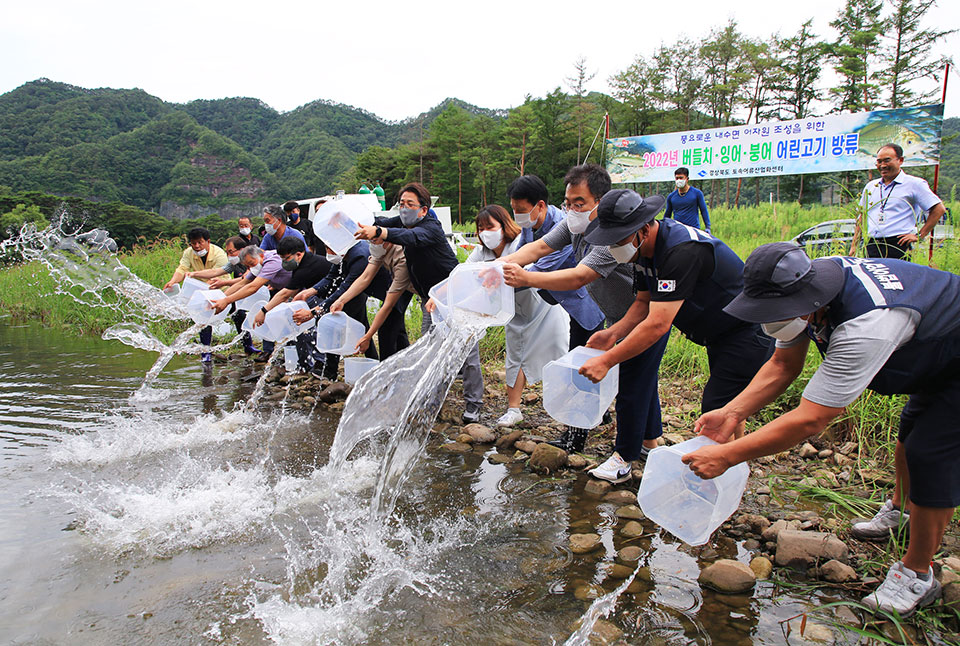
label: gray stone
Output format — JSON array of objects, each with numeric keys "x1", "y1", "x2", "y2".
[
  {"x1": 799, "y1": 442, "x2": 819, "y2": 458},
  {"x1": 617, "y1": 546, "x2": 643, "y2": 564},
  {"x1": 837, "y1": 441, "x2": 858, "y2": 456},
  {"x1": 529, "y1": 444, "x2": 567, "y2": 473},
  {"x1": 775, "y1": 530, "x2": 848, "y2": 568},
  {"x1": 464, "y1": 423, "x2": 496, "y2": 443},
  {"x1": 761, "y1": 519, "x2": 799, "y2": 542},
  {"x1": 750, "y1": 556, "x2": 773, "y2": 580},
  {"x1": 317, "y1": 382, "x2": 350, "y2": 403},
  {"x1": 495, "y1": 429, "x2": 522, "y2": 450},
  {"x1": 820, "y1": 559, "x2": 858, "y2": 583},
  {"x1": 569, "y1": 533, "x2": 602, "y2": 554},
  {"x1": 615, "y1": 505, "x2": 644, "y2": 521},
  {"x1": 620, "y1": 521, "x2": 644, "y2": 538},
  {"x1": 567, "y1": 454, "x2": 588, "y2": 469},
  {"x1": 603, "y1": 490, "x2": 637, "y2": 505},
  {"x1": 584, "y1": 479, "x2": 612, "y2": 496},
  {"x1": 817, "y1": 449, "x2": 834, "y2": 460},
  {"x1": 738, "y1": 513, "x2": 771, "y2": 534},
  {"x1": 698, "y1": 559, "x2": 757, "y2": 594}
]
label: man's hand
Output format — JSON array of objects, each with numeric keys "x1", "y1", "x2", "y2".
[
  {"x1": 211, "y1": 298, "x2": 230, "y2": 314},
  {"x1": 897, "y1": 232, "x2": 919, "y2": 246},
  {"x1": 585, "y1": 328, "x2": 617, "y2": 351},
  {"x1": 501, "y1": 262, "x2": 529, "y2": 288},
  {"x1": 253, "y1": 310, "x2": 266, "y2": 327},
  {"x1": 354, "y1": 224, "x2": 379, "y2": 241},
  {"x1": 330, "y1": 298, "x2": 345, "y2": 313},
  {"x1": 579, "y1": 355, "x2": 612, "y2": 383},
  {"x1": 291, "y1": 309, "x2": 313, "y2": 325},
  {"x1": 208, "y1": 277, "x2": 228, "y2": 289},
  {"x1": 293, "y1": 288, "x2": 316, "y2": 302},
  {"x1": 477, "y1": 264, "x2": 505, "y2": 289},
  {"x1": 693, "y1": 408, "x2": 741, "y2": 444},
  {"x1": 424, "y1": 298, "x2": 436, "y2": 313},
  {"x1": 681, "y1": 444, "x2": 733, "y2": 480},
  {"x1": 163, "y1": 279, "x2": 177, "y2": 291},
  {"x1": 355, "y1": 333, "x2": 372, "y2": 354}
]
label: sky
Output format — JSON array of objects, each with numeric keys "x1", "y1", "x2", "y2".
[{"x1": 3, "y1": 0, "x2": 959, "y2": 124}]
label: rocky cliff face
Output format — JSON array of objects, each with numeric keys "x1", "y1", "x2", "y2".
[
  {"x1": 159, "y1": 201, "x2": 269, "y2": 222},
  {"x1": 172, "y1": 153, "x2": 268, "y2": 199}
]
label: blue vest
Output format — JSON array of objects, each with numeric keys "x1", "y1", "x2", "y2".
[
  {"x1": 812, "y1": 257, "x2": 960, "y2": 394},
  {"x1": 637, "y1": 218, "x2": 747, "y2": 345}
]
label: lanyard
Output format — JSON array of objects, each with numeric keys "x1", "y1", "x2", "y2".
[{"x1": 878, "y1": 181, "x2": 896, "y2": 222}]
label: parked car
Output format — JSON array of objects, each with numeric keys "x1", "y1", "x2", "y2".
[{"x1": 792, "y1": 209, "x2": 954, "y2": 256}]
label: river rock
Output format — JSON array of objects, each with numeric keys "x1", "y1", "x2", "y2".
[
  {"x1": 317, "y1": 382, "x2": 351, "y2": 403},
  {"x1": 488, "y1": 453, "x2": 513, "y2": 464},
  {"x1": 617, "y1": 546, "x2": 643, "y2": 564},
  {"x1": 662, "y1": 432, "x2": 684, "y2": 445},
  {"x1": 574, "y1": 584, "x2": 603, "y2": 601},
  {"x1": 698, "y1": 559, "x2": 756, "y2": 594},
  {"x1": 495, "y1": 429, "x2": 523, "y2": 450},
  {"x1": 589, "y1": 619, "x2": 623, "y2": 645},
  {"x1": 820, "y1": 559, "x2": 858, "y2": 583},
  {"x1": 761, "y1": 519, "x2": 800, "y2": 542},
  {"x1": 464, "y1": 423, "x2": 496, "y2": 443},
  {"x1": 799, "y1": 442, "x2": 819, "y2": 458},
  {"x1": 620, "y1": 521, "x2": 644, "y2": 538},
  {"x1": 750, "y1": 556, "x2": 773, "y2": 579},
  {"x1": 512, "y1": 451, "x2": 528, "y2": 462},
  {"x1": 630, "y1": 467, "x2": 644, "y2": 482},
  {"x1": 616, "y1": 505, "x2": 644, "y2": 521},
  {"x1": 515, "y1": 440, "x2": 538, "y2": 454},
  {"x1": 570, "y1": 533, "x2": 602, "y2": 554},
  {"x1": 603, "y1": 490, "x2": 637, "y2": 505},
  {"x1": 584, "y1": 479, "x2": 612, "y2": 496},
  {"x1": 456, "y1": 434, "x2": 474, "y2": 444},
  {"x1": 442, "y1": 441, "x2": 472, "y2": 453},
  {"x1": 529, "y1": 444, "x2": 567, "y2": 472},
  {"x1": 775, "y1": 530, "x2": 848, "y2": 568},
  {"x1": 738, "y1": 513, "x2": 771, "y2": 534},
  {"x1": 609, "y1": 563, "x2": 635, "y2": 579},
  {"x1": 489, "y1": 369, "x2": 507, "y2": 382},
  {"x1": 944, "y1": 581, "x2": 960, "y2": 608},
  {"x1": 567, "y1": 454, "x2": 588, "y2": 469},
  {"x1": 522, "y1": 392, "x2": 540, "y2": 405},
  {"x1": 837, "y1": 441, "x2": 858, "y2": 456},
  {"x1": 818, "y1": 449, "x2": 834, "y2": 460}
]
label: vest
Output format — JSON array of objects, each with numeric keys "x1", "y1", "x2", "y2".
[{"x1": 813, "y1": 257, "x2": 960, "y2": 394}]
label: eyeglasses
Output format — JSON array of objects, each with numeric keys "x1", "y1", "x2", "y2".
[{"x1": 398, "y1": 201, "x2": 422, "y2": 209}]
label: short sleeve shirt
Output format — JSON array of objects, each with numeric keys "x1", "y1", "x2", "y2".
[
  {"x1": 369, "y1": 243, "x2": 414, "y2": 294},
  {"x1": 860, "y1": 171, "x2": 943, "y2": 238},
  {"x1": 176, "y1": 243, "x2": 228, "y2": 276},
  {"x1": 635, "y1": 242, "x2": 715, "y2": 302},
  {"x1": 244, "y1": 250, "x2": 291, "y2": 290}
]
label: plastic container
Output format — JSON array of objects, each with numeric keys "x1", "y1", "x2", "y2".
[
  {"x1": 446, "y1": 262, "x2": 515, "y2": 326},
  {"x1": 265, "y1": 302, "x2": 316, "y2": 342},
  {"x1": 235, "y1": 286, "x2": 271, "y2": 311},
  {"x1": 542, "y1": 346, "x2": 619, "y2": 429},
  {"x1": 162, "y1": 283, "x2": 180, "y2": 298},
  {"x1": 637, "y1": 436, "x2": 750, "y2": 546},
  {"x1": 283, "y1": 345, "x2": 299, "y2": 373},
  {"x1": 185, "y1": 289, "x2": 231, "y2": 326},
  {"x1": 428, "y1": 278, "x2": 450, "y2": 325},
  {"x1": 312, "y1": 196, "x2": 374, "y2": 256},
  {"x1": 178, "y1": 276, "x2": 208, "y2": 304},
  {"x1": 344, "y1": 357, "x2": 379, "y2": 384},
  {"x1": 315, "y1": 312, "x2": 365, "y2": 355},
  {"x1": 240, "y1": 301, "x2": 273, "y2": 341}
]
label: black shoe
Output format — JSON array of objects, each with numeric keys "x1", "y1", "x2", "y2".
[
  {"x1": 601, "y1": 410, "x2": 613, "y2": 425},
  {"x1": 548, "y1": 427, "x2": 588, "y2": 453},
  {"x1": 462, "y1": 403, "x2": 481, "y2": 424}
]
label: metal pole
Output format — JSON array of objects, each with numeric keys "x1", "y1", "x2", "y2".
[{"x1": 929, "y1": 62, "x2": 950, "y2": 262}]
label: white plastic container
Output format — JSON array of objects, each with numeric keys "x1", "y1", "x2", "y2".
[
  {"x1": 428, "y1": 278, "x2": 450, "y2": 325},
  {"x1": 312, "y1": 196, "x2": 374, "y2": 256},
  {"x1": 542, "y1": 346, "x2": 619, "y2": 429},
  {"x1": 344, "y1": 357, "x2": 379, "y2": 384},
  {"x1": 178, "y1": 276, "x2": 208, "y2": 304},
  {"x1": 162, "y1": 283, "x2": 180, "y2": 298},
  {"x1": 283, "y1": 345, "x2": 299, "y2": 373},
  {"x1": 185, "y1": 289, "x2": 231, "y2": 326},
  {"x1": 235, "y1": 286, "x2": 271, "y2": 311},
  {"x1": 241, "y1": 302, "x2": 274, "y2": 341},
  {"x1": 265, "y1": 302, "x2": 316, "y2": 342},
  {"x1": 446, "y1": 262, "x2": 515, "y2": 326},
  {"x1": 315, "y1": 312, "x2": 365, "y2": 355},
  {"x1": 637, "y1": 436, "x2": 749, "y2": 546}
]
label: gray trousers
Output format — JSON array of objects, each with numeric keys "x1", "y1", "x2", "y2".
[{"x1": 421, "y1": 298, "x2": 483, "y2": 408}]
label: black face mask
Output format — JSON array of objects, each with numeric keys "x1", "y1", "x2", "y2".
[{"x1": 281, "y1": 257, "x2": 300, "y2": 272}]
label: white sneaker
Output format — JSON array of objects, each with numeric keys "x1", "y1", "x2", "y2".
[
  {"x1": 496, "y1": 408, "x2": 523, "y2": 427},
  {"x1": 862, "y1": 561, "x2": 941, "y2": 617},
  {"x1": 588, "y1": 452, "x2": 632, "y2": 483},
  {"x1": 850, "y1": 499, "x2": 910, "y2": 541}
]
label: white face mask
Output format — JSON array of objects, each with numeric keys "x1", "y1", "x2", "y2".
[
  {"x1": 228, "y1": 255, "x2": 241, "y2": 265},
  {"x1": 676, "y1": 178, "x2": 687, "y2": 189},
  {"x1": 762, "y1": 317, "x2": 808, "y2": 341},
  {"x1": 565, "y1": 205, "x2": 595, "y2": 234},
  {"x1": 264, "y1": 223, "x2": 277, "y2": 236},
  {"x1": 608, "y1": 239, "x2": 639, "y2": 264},
  {"x1": 193, "y1": 247, "x2": 207, "y2": 257},
  {"x1": 514, "y1": 207, "x2": 537, "y2": 229},
  {"x1": 369, "y1": 243, "x2": 387, "y2": 260},
  {"x1": 326, "y1": 253, "x2": 343, "y2": 265},
  {"x1": 249, "y1": 264, "x2": 262, "y2": 276},
  {"x1": 239, "y1": 227, "x2": 251, "y2": 236},
  {"x1": 479, "y1": 229, "x2": 503, "y2": 250}
]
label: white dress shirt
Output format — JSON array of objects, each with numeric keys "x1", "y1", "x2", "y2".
[{"x1": 860, "y1": 171, "x2": 943, "y2": 238}]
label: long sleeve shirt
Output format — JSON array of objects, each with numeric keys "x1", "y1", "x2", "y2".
[{"x1": 664, "y1": 186, "x2": 710, "y2": 231}]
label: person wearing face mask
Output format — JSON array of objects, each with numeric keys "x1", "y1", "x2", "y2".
[
  {"x1": 163, "y1": 227, "x2": 229, "y2": 363},
  {"x1": 499, "y1": 165, "x2": 670, "y2": 478},
  {"x1": 354, "y1": 182, "x2": 485, "y2": 423},
  {"x1": 260, "y1": 204, "x2": 306, "y2": 252},
  {"x1": 283, "y1": 200, "x2": 320, "y2": 252},
  {"x1": 458, "y1": 205, "x2": 568, "y2": 427},
  {"x1": 664, "y1": 167, "x2": 711, "y2": 233},
  {"x1": 293, "y1": 239, "x2": 387, "y2": 379},
  {"x1": 325, "y1": 239, "x2": 414, "y2": 360},
  {"x1": 682, "y1": 242, "x2": 960, "y2": 618},
  {"x1": 237, "y1": 216, "x2": 260, "y2": 248},
  {"x1": 577, "y1": 190, "x2": 774, "y2": 471}
]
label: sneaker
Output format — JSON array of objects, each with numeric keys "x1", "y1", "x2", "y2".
[
  {"x1": 496, "y1": 408, "x2": 523, "y2": 427},
  {"x1": 851, "y1": 500, "x2": 910, "y2": 542},
  {"x1": 862, "y1": 561, "x2": 941, "y2": 617},
  {"x1": 200, "y1": 352, "x2": 213, "y2": 363},
  {"x1": 548, "y1": 427, "x2": 588, "y2": 453},
  {"x1": 588, "y1": 452, "x2": 632, "y2": 483},
  {"x1": 462, "y1": 403, "x2": 481, "y2": 424},
  {"x1": 638, "y1": 445, "x2": 653, "y2": 463}
]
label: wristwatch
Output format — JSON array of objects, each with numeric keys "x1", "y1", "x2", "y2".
[
  {"x1": 375, "y1": 226, "x2": 383, "y2": 239},
  {"x1": 261, "y1": 306, "x2": 268, "y2": 314}
]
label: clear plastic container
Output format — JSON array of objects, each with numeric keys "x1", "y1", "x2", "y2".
[
  {"x1": 637, "y1": 436, "x2": 750, "y2": 546},
  {"x1": 265, "y1": 302, "x2": 316, "y2": 342},
  {"x1": 185, "y1": 289, "x2": 231, "y2": 326},
  {"x1": 240, "y1": 301, "x2": 273, "y2": 341},
  {"x1": 178, "y1": 276, "x2": 208, "y2": 304},
  {"x1": 428, "y1": 278, "x2": 449, "y2": 325},
  {"x1": 235, "y1": 286, "x2": 271, "y2": 311},
  {"x1": 344, "y1": 357, "x2": 379, "y2": 384},
  {"x1": 542, "y1": 346, "x2": 619, "y2": 429},
  {"x1": 283, "y1": 345, "x2": 299, "y2": 373},
  {"x1": 162, "y1": 283, "x2": 180, "y2": 298},
  {"x1": 312, "y1": 196, "x2": 374, "y2": 256},
  {"x1": 315, "y1": 312, "x2": 365, "y2": 355},
  {"x1": 446, "y1": 262, "x2": 515, "y2": 326}
]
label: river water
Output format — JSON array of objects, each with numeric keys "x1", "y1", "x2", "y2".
[{"x1": 0, "y1": 317, "x2": 850, "y2": 645}]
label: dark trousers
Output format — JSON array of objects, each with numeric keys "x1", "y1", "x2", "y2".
[
  {"x1": 322, "y1": 295, "x2": 379, "y2": 379},
  {"x1": 231, "y1": 307, "x2": 255, "y2": 349},
  {"x1": 614, "y1": 329, "x2": 670, "y2": 461},
  {"x1": 866, "y1": 236, "x2": 912, "y2": 259},
  {"x1": 199, "y1": 325, "x2": 212, "y2": 347},
  {"x1": 569, "y1": 317, "x2": 605, "y2": 351},
  {"x1": 377, "y1": 291, "x2": 412, "y2": 359},
  {"x1": 702, "y1": 325, "x2": 775, "y2": 413}
]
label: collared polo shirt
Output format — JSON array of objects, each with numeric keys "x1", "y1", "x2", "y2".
[{"x1": 860, "y1": 171, "x2": 942, "y2": 238}]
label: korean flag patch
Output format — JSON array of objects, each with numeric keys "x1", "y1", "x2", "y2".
[{"x1": 657, "y1": 279, "x2": 676, "y2": 293}]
